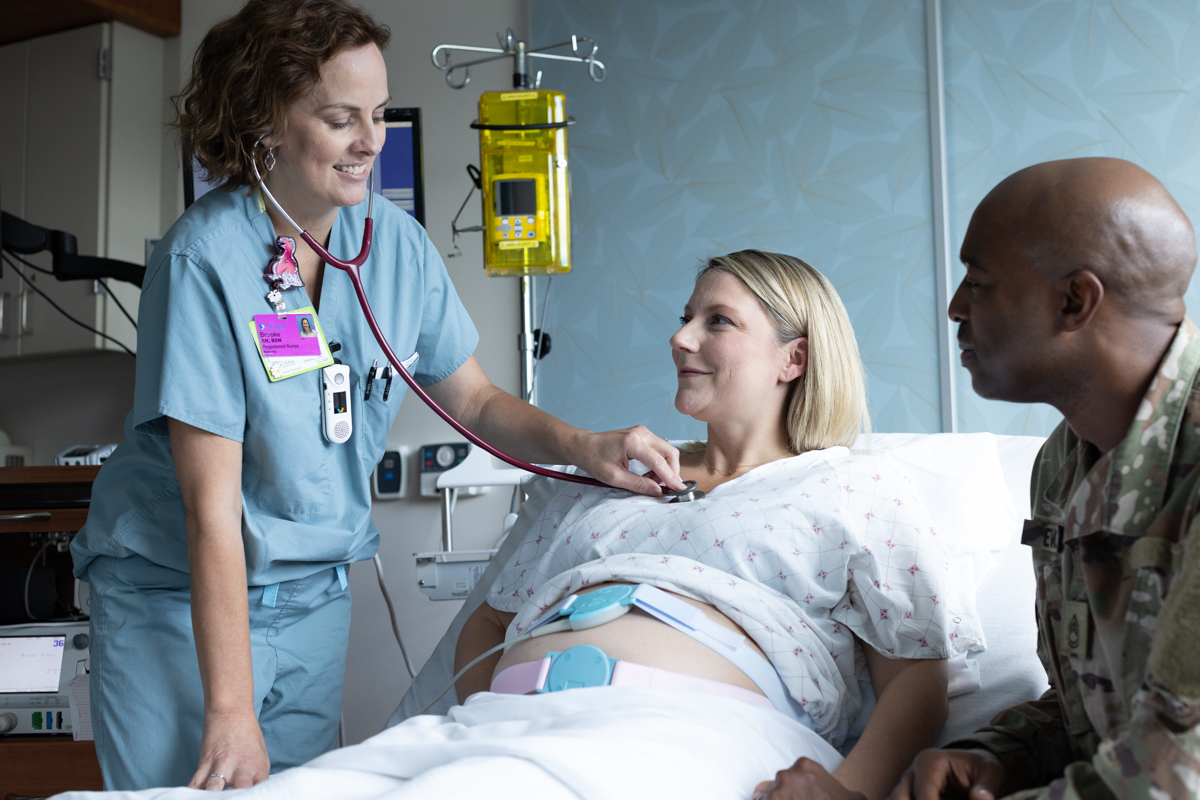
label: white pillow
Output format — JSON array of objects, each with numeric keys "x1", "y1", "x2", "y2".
[{"x1": 853, "y1": 432, "x2": 1022, "y2": 556}]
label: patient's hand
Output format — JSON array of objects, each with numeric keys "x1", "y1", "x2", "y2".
[
  {"x1": 887, "y1": 749, "x2": 1006, "y2": 800},
  {"x1": 754, "y1": 758, "x2": 865, "y2": 800}
]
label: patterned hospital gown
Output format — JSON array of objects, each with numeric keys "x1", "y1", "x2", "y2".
[{"x1": 488, "y1": 446, "x2": 982, "y2": 745}]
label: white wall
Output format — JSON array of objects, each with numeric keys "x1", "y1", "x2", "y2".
[{"x1": 178, "y1": 0, "x2": 532, "y2": 745}]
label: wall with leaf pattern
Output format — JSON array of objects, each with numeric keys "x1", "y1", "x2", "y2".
[
  {"x1": 528, "y1": 0, "x2": 1200, "y2": 438},
  {"x1": 944, "y1": 0, "x2": 1200, "y2": 435}
]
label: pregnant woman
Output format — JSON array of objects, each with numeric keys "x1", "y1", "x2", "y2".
[{"x1": 456, "y1": 250, "x2": 980, "y2": 799}]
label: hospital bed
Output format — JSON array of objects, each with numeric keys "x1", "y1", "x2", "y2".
[
  {"x1": 62, "y1": 432, "x2": 1052, "y2": 799},
  {"x1": 390, "y1": 431, "x2": 1052, "y2": 748}
]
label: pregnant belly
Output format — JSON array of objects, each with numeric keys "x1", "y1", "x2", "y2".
[{"x1": 494, "y1": 581, "x2": 769, "y2": 697}]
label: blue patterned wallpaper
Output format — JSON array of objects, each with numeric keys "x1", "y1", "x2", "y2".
[
  {"x1": 945, "y1": 0, "x2": 1200, "y2": 435},
  {"x1": 530, "y1": 0, "x2": 1200, "y2": 439},
  {"x1": 531, "y1": 0, "x2": 942, "y2": 439}
]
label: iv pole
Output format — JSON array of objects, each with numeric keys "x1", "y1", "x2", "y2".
[{"x1": 432, "y1": 29, "x2": 604, "y2": 406}]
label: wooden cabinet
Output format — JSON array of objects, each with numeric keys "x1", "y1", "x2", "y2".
[
  {"x1": 0, "y1": 738, "x2": 104, "y2": 796},
  {"x1": 0, "y1": 21, "x2": 166, "y2": 359}
]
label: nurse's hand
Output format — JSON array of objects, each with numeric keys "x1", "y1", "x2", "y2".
[
  {"x1": 189, "y1": 708, "x2": 271, "y2": 791},
  {"x1": 573, "y1": 425, "x2": 686, "y2": 496}
]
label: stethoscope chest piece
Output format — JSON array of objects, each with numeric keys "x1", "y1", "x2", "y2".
[{"x1": 664, "y1": 480, "x2": 705, "y2": 503}]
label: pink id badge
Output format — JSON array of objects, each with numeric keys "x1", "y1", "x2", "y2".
[{"x1": 249, "y1": 306, "x2": 334, "y2": 381}]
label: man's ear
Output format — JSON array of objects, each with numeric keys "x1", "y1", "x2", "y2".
[
  {"x1": 1059, "y1": 270, "x2": 1104, "y2": 331},
  {"x1": 781, "y1": 337, "x2": 808, "y2": 383}
]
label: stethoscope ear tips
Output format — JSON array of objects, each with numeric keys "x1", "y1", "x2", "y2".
[{"x1": 664, "y1": 480, "x2": 705, "y2": 503}]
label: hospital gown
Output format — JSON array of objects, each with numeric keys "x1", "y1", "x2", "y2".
[{"x1": 488, "y1": 446, "x2": 983, "y2": 745}]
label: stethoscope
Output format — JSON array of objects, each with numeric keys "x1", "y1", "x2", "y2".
[{"x1": 251, "y1": 154, "x2": 703, "y2": 503}]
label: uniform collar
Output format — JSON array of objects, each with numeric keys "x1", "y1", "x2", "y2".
[{"x1": 1057, "y1": 318, "x2": 1200, "y2": 541}]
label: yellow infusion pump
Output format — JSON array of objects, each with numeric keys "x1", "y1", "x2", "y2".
[{"x1": 475, "y1": 90, "x2": 570, "y2": 277}]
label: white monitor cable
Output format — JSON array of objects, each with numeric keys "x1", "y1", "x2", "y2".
[
  {"x1": 414, "y1": 618, "x2": 571, "y2": 717},
  {"x1": 373, "y1": 554, "x2": 417, "y2": 679}
]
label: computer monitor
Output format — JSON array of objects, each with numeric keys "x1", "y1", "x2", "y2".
[
  {"x1": 378, "y1": 108, "x2": 425, "y2": 227},
  {"x1": 182, "y1": 155, "x2": 220, "y2": 209},
  {"x1": 182, "y1": 107, "x2": 425, "y2": 229}
]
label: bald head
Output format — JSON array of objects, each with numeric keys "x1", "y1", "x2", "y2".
[{"x1": 974, "y1": 157, "x2": 1195, "y2": 319}]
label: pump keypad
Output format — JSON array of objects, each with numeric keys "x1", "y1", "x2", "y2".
[{"x1": 496, "y1": 216, "x2": 539, "y2": 241}]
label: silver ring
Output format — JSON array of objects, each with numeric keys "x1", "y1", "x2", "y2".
[{"x1": 209, "y1": 773, "x2": 225, "y2": 780}]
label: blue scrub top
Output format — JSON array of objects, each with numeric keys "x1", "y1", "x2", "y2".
[{"x1": 73, "y1": 187, "x2": 479, "y2": 586}]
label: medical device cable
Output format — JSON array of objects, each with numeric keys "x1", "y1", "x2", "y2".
[
  {"x1": 97, "y1": 278, "x2": 137, "y2": 330},
  {"x1": 24, "y1": 541, "x2": 53, "y2": 621},
  {"x1": 414, "y1": 618, "x2": 572, "y2": 717},
  {"x1": 4, "y1": 250, "x2": 53, "y2": 275},
  {"x1": 446, "y1": 166, "x2": 482, "y2": 259},
  {"x1": 2, "y1": 253, "x2": 136, "y2": 357},
  {"x1": 372, "y1": 554, "x2": 417, "y2": 679}
]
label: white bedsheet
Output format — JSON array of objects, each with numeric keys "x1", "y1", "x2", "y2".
[{"x1": 59, "y1": 688, "x2": 841, "y2": 800}]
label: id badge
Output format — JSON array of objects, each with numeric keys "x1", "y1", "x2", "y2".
[
  {"x1": 248, "y1": 306, "x2": 334, "y2": 381},
  {"x1": 1061, "y1": 600, "x2": 1092, "y2": 659}
]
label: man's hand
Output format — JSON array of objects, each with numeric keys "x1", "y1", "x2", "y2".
[
  {"x1": 754, "y1": 757, "x2": 866, "y2": 800},
  {"x1": 188, "y1": 708, "x2": 271, "y2": 791},
  {"x1": 572, "y1": 425, "x2": 686, "y2": 496},
  {"x1": 888, "y1": 749, "x2": 1006, "y2": 800}
]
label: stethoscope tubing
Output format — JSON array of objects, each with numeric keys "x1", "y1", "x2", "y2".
[
  {"x1": 254, "y1": 169, "x2": 613, "y2": 490},
  {"x1": 340, "y1": 255, "x2": 614, "y2": 488}
]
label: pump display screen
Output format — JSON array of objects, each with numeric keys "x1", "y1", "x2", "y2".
[
  {"x1": 495, "y1": 179, "x2": 537, "y2": 216},
  {"x1": 0, "y1": 636, "x2": 66, "y2": 693}
]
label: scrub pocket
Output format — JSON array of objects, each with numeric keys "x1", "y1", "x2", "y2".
[{"x1": 353, "y1": 368, "x2": 403, "y2": 475}]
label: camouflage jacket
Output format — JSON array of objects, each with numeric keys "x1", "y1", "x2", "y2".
[{"x1": 947, "y1": 319, "x2": 1200, "y2": 800}]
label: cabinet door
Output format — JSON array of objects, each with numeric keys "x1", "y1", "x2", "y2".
[
  {"x1": 20, "y1": 24, "x2": 107, "y2": 357},
  {"x1": 0, "y1": 40, "x2": 28, "y2": 359},
  {"x1": 102, "y1": 22, "x2": 164, "y2": 356}
]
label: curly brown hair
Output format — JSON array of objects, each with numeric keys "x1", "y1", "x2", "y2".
[{"x1": 172, "y1": 0, "x2": 390, "y2": 191}]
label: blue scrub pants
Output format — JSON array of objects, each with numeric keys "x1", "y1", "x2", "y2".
[{"x1": 86, "y1": 555, "x2": 352, "y2": 791}]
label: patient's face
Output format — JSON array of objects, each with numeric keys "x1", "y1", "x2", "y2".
[{"x1": 670, "y1": 271, "x2": 800, "y2": 423}]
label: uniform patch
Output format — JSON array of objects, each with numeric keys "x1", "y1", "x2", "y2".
[{"x1": 1062, "y1": 600, "x2": 1092, "y2": 659}]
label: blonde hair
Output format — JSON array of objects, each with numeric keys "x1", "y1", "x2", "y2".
[{"x1": 697, "y1": 250, "x2": 870, "y2": 454}]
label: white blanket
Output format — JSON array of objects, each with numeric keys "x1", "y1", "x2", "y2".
[
  {"x1": 488, "y1": 447, "x2": 984, "y2": 744},
  {"x1": 58, "y1": 688, "x2": 841, "y2": 800}
]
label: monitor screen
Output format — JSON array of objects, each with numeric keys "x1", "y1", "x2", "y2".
[
  {"x1": 495, "y1": 179, "x2": 538, "y2": 216},
  {"x1": 0, "y1": 636, "x2": 66, "y2": 693},
  {"x1": 186, "y1": 109, "x2": 425, "y2": 230},
  {"x1": 182, "y1": 155, "x2": 221, "y2": 209},
  {"x1": 377, "y1": 108, "x2": 425, "y2": 227}
]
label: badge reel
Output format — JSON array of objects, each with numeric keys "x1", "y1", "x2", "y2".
[{"x1": 322, "y1": 364, "x2": 353, "y2": 444}]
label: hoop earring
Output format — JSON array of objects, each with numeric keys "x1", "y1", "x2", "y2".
[{"x1": 265, "y1": 148, "x2": 276, "y2": 172}]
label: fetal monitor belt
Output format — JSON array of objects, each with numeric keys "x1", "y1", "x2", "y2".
[
  {"x1": 525, "y1": 584, "x2": 812, "y2": 727},
  {"x1": 491, "y1": 643, "x2": 778, "y2": 711}
]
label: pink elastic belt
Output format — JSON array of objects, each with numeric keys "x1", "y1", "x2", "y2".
[{"x1": 491, "y1": 657, "x2": 775, "y2": 709}]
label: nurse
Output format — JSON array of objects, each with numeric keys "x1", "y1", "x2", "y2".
[{"x1": 70, "y1": 0, "x2": 683, "y2": 791}]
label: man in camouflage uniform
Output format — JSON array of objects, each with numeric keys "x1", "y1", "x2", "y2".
[{"x1": 887, "y1": 158, "x2": 1200, "y2": 800}]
